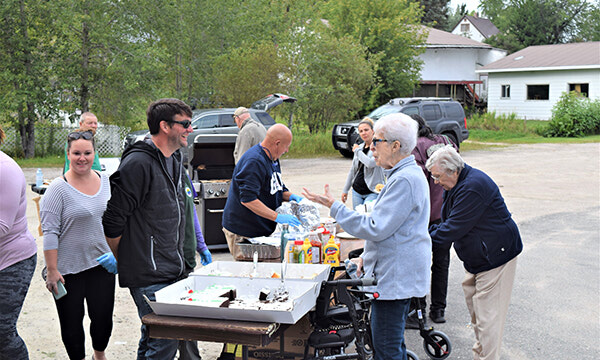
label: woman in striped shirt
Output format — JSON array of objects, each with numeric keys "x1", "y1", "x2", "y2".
[{"x1": 41, "y1": 130, "x2": 115, "y2": 360}]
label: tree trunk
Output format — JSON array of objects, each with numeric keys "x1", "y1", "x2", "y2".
[{"x1": 80, "y1": 9, "x2": 90, "y2": 112}]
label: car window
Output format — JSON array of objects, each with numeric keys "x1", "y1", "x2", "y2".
[
  {"x1": 422, "y1": 104, "x2": 442, "y2": 121},
  {"x1": 444, "y1": 103, "x2": 464, "y2": 119},
  {"x1": 219, "y1": 114, "x2": 236, "y2": 127},
  {"x1": 400, "y1": 107, "x2": 419, "y2": 116},
  {"x1": 254, "y1": 112, "x2": 276, "y2": 125},
  {"x1": 367, "y1": 105, "x2": 401, "y2": 120},
  {"x1": 192, "y1": 114, "x2": 218, "y2": 129}
]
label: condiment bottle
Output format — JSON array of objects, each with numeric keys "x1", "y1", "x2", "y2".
[
  {"x1": 301, "y1": 238, "x2": 312, "y2": 264},
  {"x1": 280, "y1": 224, "x2": 289, "y2": 261},
  {"x1": 323, "y1": 236, "x2": 340, "y2": 266},
  {"x1": 308, "y1": 232, "x2": 322, "y2": 264},
  {"x1": 293, "y1": 240, "x2": 304, "y2": 263}
]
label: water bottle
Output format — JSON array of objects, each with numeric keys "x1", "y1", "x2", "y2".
[
  {"x1": 36, "y1": 168, "x2": 43, "y2": 187},
  {"x1": 344, "y1": 258, "x2": 359, "y2": 279}
]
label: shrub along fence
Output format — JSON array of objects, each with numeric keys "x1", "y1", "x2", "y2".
[{"x1": 0, "y1": 123, "x2": 130, "y2": 158}]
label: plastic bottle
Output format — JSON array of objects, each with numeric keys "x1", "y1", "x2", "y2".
[
  {"x1": 280, "y1": 224, "x2": 289, "y2": 261},
  {"x1": 293, "y1": 240, "x2": 304, "y2": 264},
  {"x1": 36, "y1": 168, "x2": 43, "y2": 187},
  {"x1": 323, "y1": 236, "x2": 340, "y2": 266},
  {"x1": 308, "y1": 232, "x2": 322, "y2": 264},
  {"x1": 301, "y1": 238, "x2": 312, "y2": 264}
]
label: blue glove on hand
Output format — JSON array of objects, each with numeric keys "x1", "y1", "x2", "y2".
[
  {"x1": 275, "y1": 214, "x2": 301, "y2": 227},
  {"x1": 200, "y1": 249, "x2": 213, "y2": 266},
  {"x1": 96, "y1": 252, "x2": 118, "y2": 274},
  {"x1": 288, "y1": 194, "x2": 304, "y2": 203}
]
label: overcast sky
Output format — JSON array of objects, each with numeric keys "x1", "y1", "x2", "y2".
[{"x1": 450, "y1": 0, "x2": 482, "y2": 13}]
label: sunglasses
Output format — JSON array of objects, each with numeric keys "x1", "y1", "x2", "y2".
[
  {"x1": 166, "y1": 119, "x2": 192, "y2": 129},
  {"x1": 371, "y1": 138, "x2": 389, "y2": 146},
  {"x1": 68, "y1": 131, "x2": 93, "y2": 140}
]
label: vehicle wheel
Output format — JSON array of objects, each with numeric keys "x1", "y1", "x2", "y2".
[
  {"x1": 407, "y1": 349, "x2": 420, "y2": 360},
  {"x1": 443, "y1": 133, "x2": 459, "y2": 149},
  {"x1": 339, "y1": 149, "x2": 353, "y2": 158},
  {"x1": 423, "y1": 330, "x2": 451, "y2": 360}
]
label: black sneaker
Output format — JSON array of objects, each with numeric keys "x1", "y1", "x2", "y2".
[
  {"x1": 429, "y1": 309, "x2": 446, "y2": 323},
  {"x1": 405, "y1": 314, "x2": 420, "y2": 330}
]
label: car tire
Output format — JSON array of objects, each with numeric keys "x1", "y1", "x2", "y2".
[
  {"x1": 444, "y1": 132, "x2": 459, "y2": 149},
  {"x1": 339, "y1": 149, "x2": 353, "y2": 158}
]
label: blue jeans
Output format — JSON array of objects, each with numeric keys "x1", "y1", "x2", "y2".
[
  {"x1": 351, "y1": 189, "x2": 378, "y2": 210},
  {"x1": 371, "y1": 298, "x2": 411, "y2": 360},
  {"x1": 129, "y1": 283, "x2": 178, "y2": 360}
]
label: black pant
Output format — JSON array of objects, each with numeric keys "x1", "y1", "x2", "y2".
[
  {"x1": 430, "y1": 241, "x2": 450, "y2": 312},
  {"x1": 55, "y1": 265, "x2": 115, "y2": 360}
]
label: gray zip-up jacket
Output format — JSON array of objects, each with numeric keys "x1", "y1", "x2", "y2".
[
  {"x1": 342, "y1": 143, "x2": 385, "y2": 194},
  {"x1": 103, "y1": 140, "x2": 186, "y2": 288}
]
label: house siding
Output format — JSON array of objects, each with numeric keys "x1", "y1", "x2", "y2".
[
  {"x1": 451, "y1": 19, "x2": 486, "y2": 42},
  {"x1": 487, "y1": 69, "x2": 600, "y2": 120}
]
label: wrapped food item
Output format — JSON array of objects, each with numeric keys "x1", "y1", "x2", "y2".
[{"x1": 276, "y1": 199, "x2": 320, "y2": 233}]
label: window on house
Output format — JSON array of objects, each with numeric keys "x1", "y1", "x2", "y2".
[
  {"x1": 527, "y1": 85, "x2": 549, "y2": 100},
  {"x1": 501, "y1": 85, "x2": 510, "y2": 99},
  {"x1": 461, "y1": 23, "x2": 470, "y2": 32},
  {"x1": 569, "y1": 83, "x2": 589, "y2": 97}
]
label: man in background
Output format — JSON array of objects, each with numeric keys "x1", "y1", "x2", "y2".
[{"x1": 232, "y1": 107, "x2": 266, "y2": 164}]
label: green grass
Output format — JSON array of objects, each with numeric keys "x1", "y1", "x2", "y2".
[
  {"x1": 14, "y1": 155, "x2": 65, "y2": 168},
  {"x1": 285, "y1": 127, "x2": 340, "y2": 158}
]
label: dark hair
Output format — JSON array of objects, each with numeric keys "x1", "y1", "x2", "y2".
[
  {"x1": 146, "y1": 98, "x2": 193, "y2": 135},
  {"x1": 410, "y1": 114, "x2": 434, "y2": 140},
  {"x1": 67, "y1": 130, "x2": 96, "y2": 151},
  {"x1": 358, "y1": 117, "x2": 374, "y2": 130},
  {"x1": 0, "y1": 124, "x2": 5, "y2": 146}
]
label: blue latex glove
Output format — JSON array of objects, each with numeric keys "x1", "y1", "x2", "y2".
[
  {"x1": 96, "y1": 252, "x2": 118, "y2": 274},
  {"x1": 200, "y1": 249, "x2": 213, "y2": 266},
  {"x1": 275, "y1": 214, "x2": 301, "y2": 227},
  {"x1": 288, "y1": 194, "x2": 304, "y2": 203}
]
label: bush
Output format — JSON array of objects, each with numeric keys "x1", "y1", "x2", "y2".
[{"x1": 542, "y1": 92, "x2": 600, "y2": 137}]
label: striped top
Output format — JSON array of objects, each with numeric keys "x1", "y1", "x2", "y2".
[{"x1": 40, "y1": 173, "x2": 111, "y2": 275}]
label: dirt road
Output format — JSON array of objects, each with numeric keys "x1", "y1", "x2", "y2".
[{"x1": 17, "y1": 142, "x2": 599, "y2": 359}]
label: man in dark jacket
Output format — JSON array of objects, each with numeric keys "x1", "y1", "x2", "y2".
[
  {"x1": 426, "y1": 145, "x2": 522, "y2": 360},
  {"x1": 103, "y1": 98, "x2": 193, "y2": 359}
]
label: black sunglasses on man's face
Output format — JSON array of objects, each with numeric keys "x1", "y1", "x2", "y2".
[{"x1": 165, "y1": 119, "x2": 192, "y2": 129}]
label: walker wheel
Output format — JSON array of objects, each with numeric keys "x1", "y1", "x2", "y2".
[
  {"x1": 423, "y1": 330, "x2": 451, "y2": 359},
  {"x1": 407, "y1": 349, "x2": 420, "y2": 360}
]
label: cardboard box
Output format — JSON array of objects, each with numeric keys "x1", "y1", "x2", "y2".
[
  {"x1": 147, "y1": 276, "x2": 320, "y2": 324},
  {"x1": 235, "y1": 315, "x2": 313, "y2": 360},
  {"x1": 191, "y1": 261, "x2": 330, "y2": 284}
]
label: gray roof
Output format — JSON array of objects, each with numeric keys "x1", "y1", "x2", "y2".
[
  {"x1": 479, "y1": 42, "x2": 600, "y2": 72},
  {"x1": 422, "y1": 26, "x2": 492, "y2": 49},
  {"x1": 462, "y1": 15, "x2": 499, "y2": 38}
]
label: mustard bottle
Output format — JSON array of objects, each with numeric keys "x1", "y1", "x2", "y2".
[
  {"x1": 301, "y1": 238, "x2": 312, "y2": 264},
  {"x1": 323, "y1": 236, "x2": 340, "y2": 266}
]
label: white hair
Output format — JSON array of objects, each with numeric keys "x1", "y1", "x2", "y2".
[
  {"x1": 425, "y1": 145, "x2": 464, "y2": 174},
  {"x1": 373, "y1": 113, "x2": 418, "y2": 155}
]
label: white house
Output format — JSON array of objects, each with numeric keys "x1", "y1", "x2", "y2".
[
  {"x1": 477, "y1": 42, "x2": 600, "y2": 120},
  {"x1": 451, "y1": 15, "x2": 499, "y2": 43},
  {"x1": 415, "y1": 26, "x2": 507, "y2": 103}
]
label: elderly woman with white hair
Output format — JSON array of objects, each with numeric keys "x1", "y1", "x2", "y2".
[
  {"x1": 426, "y1": 145, "x2": 522, "y2": 360},
  {"x1": 303, "y1": 113, "x2": 431, "y2": 360}
]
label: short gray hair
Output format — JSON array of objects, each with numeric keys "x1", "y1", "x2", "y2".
[
  {"x1": 425, "y1": 145, "x2": 464, "y2": 174},
  {"x1": 373, "y1": 113, "x2": 417, "y2": 156}
]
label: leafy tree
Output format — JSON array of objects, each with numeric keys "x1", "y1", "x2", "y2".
[
  {"x1": 281, "y1": 25, "x2": 377, "y2": 133},
  {"x1": 419, "y1": 0, "x2": 451, "y2": 29},
  {"x1": 211, "y1": 42, "x2": 290, "y2": 107},
  {"x1": 0, "y1": 0, "x2": 59, "y2": 157},
  {"x1": 482, "y1": 0, "x2": 593, "y2": 53},
  {"x1": 321, "y1": 0, "x2": 426, "y2": 110}
]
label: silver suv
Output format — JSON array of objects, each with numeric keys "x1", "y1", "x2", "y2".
[{"x1": 332, "y1": 97, "x2": 469, "y2": 157}]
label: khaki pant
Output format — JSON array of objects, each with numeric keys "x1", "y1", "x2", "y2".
[
  {"x1": 462, "y1": 256, "x2": 518, "y2": 360},
  {"x1": 222, "y1": 227, "x2": 245, "y2": 261}
]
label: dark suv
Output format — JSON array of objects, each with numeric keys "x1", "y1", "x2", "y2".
[{"x1": 332, "y1": 98, "x2": 469, "y2": 157}]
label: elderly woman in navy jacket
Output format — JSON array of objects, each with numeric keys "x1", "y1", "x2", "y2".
[
  {"x1": 426, "y1": 145, "x2": 522, "y2": 360},
  {"x1": 304, "y1": 113, "x2": 431, "y2": 360}
]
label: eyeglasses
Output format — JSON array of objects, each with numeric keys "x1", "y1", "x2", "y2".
[
  {"x1": 371, "y1": 138, "x2": 389, "y2": 146},
  {"x1": 166, "y1": 119, "x2": 191, "y2": 129},
  {"x1": 68, "y1": 131, "x2": 93, "y2": 140},
  {"x1": 431, "y1": 173, "x2": 443, "y2": 182}
]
